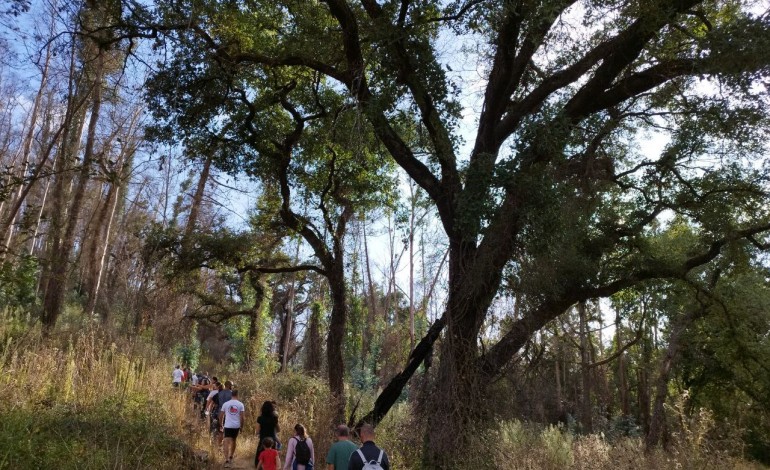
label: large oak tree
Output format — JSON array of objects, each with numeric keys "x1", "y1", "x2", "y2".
[{"x1": 118, "y1": 0, "x2": 770, "y2": 465}]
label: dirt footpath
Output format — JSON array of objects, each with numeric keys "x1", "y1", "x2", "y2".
[{"x1": 224, "y1": 454, "x2": 254, "y2": 469}]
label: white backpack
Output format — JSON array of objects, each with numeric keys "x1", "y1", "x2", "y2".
[{"x1": 357, "y1": 449, "x2": 384, "y2": 470}]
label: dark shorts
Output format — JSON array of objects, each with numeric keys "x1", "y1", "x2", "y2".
[{"x1": 224, "y1": 427, "x2": 240, "y2": 439}]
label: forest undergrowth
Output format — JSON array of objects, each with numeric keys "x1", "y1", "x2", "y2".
[{"x1": 0, "y1": 318, "x2": 765, "y2": 469}]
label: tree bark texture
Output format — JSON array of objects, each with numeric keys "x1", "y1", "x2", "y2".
[{"x1": 42, "y1": 50, "x2": 104, "y2": 330}]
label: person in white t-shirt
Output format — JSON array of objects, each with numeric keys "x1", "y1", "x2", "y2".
[
  {"x1": 172, "y1": 365, "x2": 183, "y2": 387},
  {"x1": 219, "y1": 390, "x2": 245, "y2": 468}
]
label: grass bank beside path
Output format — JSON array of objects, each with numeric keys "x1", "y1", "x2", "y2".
[{"x1": 0, "y1": 327, "x2": 201, "y2": 470}]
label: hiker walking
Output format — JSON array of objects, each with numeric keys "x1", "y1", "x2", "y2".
[
  {"x1": 326, "y1": 424, "x2": 357, "y2": 470},
  {"x1": 194, "y1": 377, "x2": 212, "y2": 418},
  {"x1": 256, "y1": 437, "x2": 281, "y2": 470},
  {"x1": 283, "y1": 423, "x2": 314, "y2": 470},
  {"x1": 219, "y1": 389, "x2": 245, "y2": 468},
  {"x1": 348, "y1": 424, "x2": 389, "y2": 470},
  {"x1": 172, "y1": 365, "x2": 183, "y2": 387},
  {"x1": 219, "y1": 380, "x2": 233, "y2": 404},
  {"x1": 206, "y1": 382, "x2": 223, "y2": 443},
  {"x1": 255, "y1": 400, "x2": 281, "y2": 466}
]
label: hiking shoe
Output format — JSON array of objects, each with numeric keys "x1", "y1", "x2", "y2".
[{"x1": 224, "y1": 459, "x2": 231, "y2": 468}]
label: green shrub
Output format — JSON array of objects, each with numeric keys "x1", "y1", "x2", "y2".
[
  {"x1": 0, "y1": 256, "x2": 39, "y2": 312},
  {"x1": 541, "y1": 424, "x2": 573, "y2": 467}
]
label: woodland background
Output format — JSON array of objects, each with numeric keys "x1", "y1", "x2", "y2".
[{"x1": 0, "y1": 0, "x2": 769, "y2": 468}]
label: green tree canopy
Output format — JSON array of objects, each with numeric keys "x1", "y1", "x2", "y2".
[{"x1": 114, "y1": 0, "x2": 770, "y2": 465}]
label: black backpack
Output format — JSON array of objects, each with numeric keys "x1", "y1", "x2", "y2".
[{"x1": 294, "y1": 437, "x2": 311, "y2": 465}]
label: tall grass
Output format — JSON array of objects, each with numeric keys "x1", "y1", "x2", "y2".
[
  {"x1": 1, "y1": 315, "x2": 766, "y2": 469},
  {"x1": 0, "y1": 322, "x2": 199, "y2": 470},
  {"x1": 484, "y1": 419, "x2": 766, "y2": 470}
]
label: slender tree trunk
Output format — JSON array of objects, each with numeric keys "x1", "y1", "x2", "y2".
[
  {"x1": 638, "y1": 354, "x2": 652, "y2": 436},
  {"x1": 408, "y1": 184, "x2": 416, "y2": 350},
  {"x1": 579, "y1": 301, "x2": 593, "y2": 433},
  {"x1": 42, "y1": 48, "x2": 104, "y2": 330},
  {"x1": 1, "y1": 42, "x2": 52, "y2": 257},
  {"x1": 616, "y1": 311, "x2": 630, "y2": 416},
  {"x1": 362, "y1": 216, "x2": 377, "y2": 370},
  {"x1": 283, "y1": 280, "x2": 296, "y2": 370},
  {"x1": 87, "y1": 181, "x2": 120, "y2": 318},
  {"x1": 555, "y1": 330, "x2": 563, "y2": 417},
  {"x1": 279, "y1": 240, "x2": 301, "y2": 372},
  {"x1": 183, "y1": 154, "x2": 213, "y2": 243},
  {"x1": 384, "y1": 211, "x2": 396, "y2": 323}
]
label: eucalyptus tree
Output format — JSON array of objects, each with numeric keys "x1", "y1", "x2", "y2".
[
  {"x1": 118, "y1": 0, "x2": 770, "y2": 464},
  {"x1": 39, "y1": 0, "x2": 131, "y2": 330}
]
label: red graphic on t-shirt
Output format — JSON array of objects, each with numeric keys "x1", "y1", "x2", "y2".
[{"x1": 228, "y1": 405, "x2": 238, "y2": 414}]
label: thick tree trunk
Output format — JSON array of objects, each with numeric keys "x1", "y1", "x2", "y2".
[
  {"x1": 40, "y1": 97, "x2": 88, "y2": 327},
  {"x1": 278, "y1": 240, "x2": 301, "y2": 372},
  {"x1": 424, "y1": 239, "x2": 491, "y2": 468},
  {"x1": 327, "y1": 259, "x2": 347, "y2": 423},
  {"x1": 244, "y1": 275, "x2": 266, "y2": 370}
]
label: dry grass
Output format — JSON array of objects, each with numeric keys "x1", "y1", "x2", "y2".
[
  {"x1": 484, "y1": 419, "x2": 767, "y2": 470},
  {"x1": 0, "y1": 322, "x2": 197, "y2": 469},
  {"x1": 1, "y1": 317, "x2": 766, "y2": 470}
]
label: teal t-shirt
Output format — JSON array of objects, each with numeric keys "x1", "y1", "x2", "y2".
[{"x1": 326, "y1": 440, "x2": 358, "y2": 470}]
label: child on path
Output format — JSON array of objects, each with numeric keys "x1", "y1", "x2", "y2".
[{"x1": 256, "y1": 437, "x2": 281, "y2": 470}]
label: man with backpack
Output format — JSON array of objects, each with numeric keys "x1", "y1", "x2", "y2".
[{"x1": 348, "y1": 424, "x2": 389, "y2": 470}]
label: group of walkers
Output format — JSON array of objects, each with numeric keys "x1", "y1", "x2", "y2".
[
  {"x1": 173, "y1": 365, "x2": 390, "y2": 469},
  {"x1": 255, "y1": 420, "x2": 389, "y2": 470}
]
